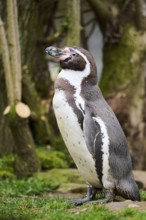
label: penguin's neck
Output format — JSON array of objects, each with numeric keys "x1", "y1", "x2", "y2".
[
  {"x1": 56, "y1": 67, "x2": 90, "y2": 114},
  {"x1": 58, "y1": 60, "x2": 90, "y2": 93}
]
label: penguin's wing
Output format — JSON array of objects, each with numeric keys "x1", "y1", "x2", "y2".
[
  {"x1": 83, "y1": 103, "x2": 134, "y2": 185},
  {"x1": 83, "y1": 112, "x2": 102, "y2": 155},
  {"x1": 83, "y1": 110, "x2": 104, "y2": 182}
]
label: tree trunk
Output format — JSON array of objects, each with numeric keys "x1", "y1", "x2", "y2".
[
  {"x1": 22, "y1": 74, "x2": 54, "y2": 144},
  {"x1": 4, "y1": 103, "x2": 40, "y2": 177},
  {"x1": 0, "y1": 16, "x2": 15, "y2": 154},
  {"x1": 0, "y1": 0, "x2": 41, "y2": 177},
  {"x1": 7, "y1": 0, "x2": 22, "y2": 101},
  {"x1": 0, "y1": 16, "x2": 14, "y2": 104},
  {"x1": 65, "y1": 0, "x2": 81, "y2": 46},
  {"x1": 100, "y1": 2, "x2": 146, "y2": 169},
  {"x1": 0, "y1": 77, "x2": 15, "y2": 155},
  {"x1": 135, "y1": 0, "x2": 146, "y2": 30},
  {"x1": 87, "y1": 0, "x2": 112, "y2": 32}
]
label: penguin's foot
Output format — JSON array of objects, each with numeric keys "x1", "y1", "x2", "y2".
[
  {"x1": 89, "y1": 189, "x2": 114, "y2": 204},
  {"x1": 70, "y1": 197, "x2": 92, "y2": 206},
  {"x1": 70, "y1": 188, "x2": 113, "y2": 206},
  {"x1": 70, "y1": 186, "x2": 97, "y2": 206}
]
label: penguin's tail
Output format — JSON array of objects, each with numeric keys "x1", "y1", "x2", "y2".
[{"x1": 116, "y1": 175, "x2": 141, "y2": 201}]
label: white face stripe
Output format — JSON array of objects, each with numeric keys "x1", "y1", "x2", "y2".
[
  {"x1": 74, "y1": 48, "x2": 89, "y2": 65},
  {"x1": 93, "y1": 117, "x2": 114, "y2": 189},
  {"x1": 58, "y1": 49, "x2": 90, "y2": 113}
]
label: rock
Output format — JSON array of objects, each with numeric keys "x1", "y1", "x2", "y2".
[
  {"x1": 133, "y1": 170, "x2": 146, "y2": 189},
  {"x1": 58, "y1": 183, "x2": 86, "y2": 193},
  {"x1": 105, "y1": 200, "x2": 146, "y2": 211}
]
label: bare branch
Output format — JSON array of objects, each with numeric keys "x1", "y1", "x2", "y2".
[
  {"x1": 135, "y1": 0, "x2": 146, "y2": 30},
  {"x1": 65, "y1": 0, "x2": 81, "y2": 46},
  {"x1": 87, "y1": 0, "x2": 112, "y2": 32},
  {"x1": 7, "y1": 0, "x2": 22, "y2": 101},
  {"x1": 0, "y1": 17, "x2": 14, "y2": 104}
]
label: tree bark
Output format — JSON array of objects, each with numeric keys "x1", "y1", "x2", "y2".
[
  {"x1": 0, "y1": 17, "x2": 14, "y2": 104},
  {"x1": 87, "y1": 0, "x2": 113, "y2": 32},
  {"x1": 7, "y1": 0, "x2": 22, "y2": 101},
  {"x1": 100, "y1": 5, "x2": 146, "y2": 169},
  {"x1": 135, "y1": 0, "x2": 146, "y2": 30},
  {"x1": 4, "y1": 103, "x2": 40, "y2": 177},
  {"x1": 0, "y1": 78, "x2": 15, "y2": 155},
  {"x1": 65, "y1": 0, "x2": 81, "y2": 46},
  {"x1": 22, "y1": 74, "x2": 54, "y2": 144},
  {"x1": 0, "y1": 0, "x2": 41, "y2": 177}
]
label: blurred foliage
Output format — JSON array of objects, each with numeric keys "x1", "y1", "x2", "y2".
[
  {"x1": 37, "y1": 147, "x2": 68, "y2": 170},
  {"x1": 36, "y1": 168, "x2": 84, "y2": 186},
  {"x1": 0, "y1": 176, "x2": 59, "y2": 197},
  {"x1": 100, "y1": 25, "x2": 138, "y2": 95},
  {"x1": 0, "y1": 154, "x2": 15, "y2": 179},
  {"x1": 51, "y1": 136, "x2": 75, "y2": 168}
]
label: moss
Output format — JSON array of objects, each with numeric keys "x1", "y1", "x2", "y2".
[
  {"x1": 37, "y1": 147, "x2": 69, "y2": 170},
  {"x1": 140, "y1": 190, "x2": 146, "y2": 201},
  {"x1": 100, "y1": 25, "x2": 140, "y2": 95},
  {"x1": 6, "y1": 104, "x2": 16, "y2": 123},
  {"x1": 0, "y1": 154, "x2": 15, "y2": 172},
  {"x1": 51, "y1": 136, "x2": 66, "y2": 151},
  {"x1": 60, "y1": 17, "x2": 69, "y2": 32},
  {"x1": 36, "y1": 168, "x2": 84, "y2": 186},
  {"x1": 0, "y1": 155, "x2": 16, "y2": 179},
  {"x1": 0, "y1": 171, "x2": 15, "y2": 180},
  {"x1": 51, "y1": 136, "x2": 74, "y2": 168}
]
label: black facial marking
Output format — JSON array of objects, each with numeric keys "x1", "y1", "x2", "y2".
[
  {"x1": 64, "y1": 57, "x2": 72, "y2": 62},
  {"x1": 60, "y1": 49, "x2": 86, "y2": 71},
  {"x1": 73, "y1": 47, "x2": 98, "y2": 84}
]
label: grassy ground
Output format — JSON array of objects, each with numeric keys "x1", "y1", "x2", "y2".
[
  {"x1": 0, "y1": 169, "x2": 146, "y2": 220},
  {"x1": 1, "y1": 196, "x2": 146, "y2": 220}
]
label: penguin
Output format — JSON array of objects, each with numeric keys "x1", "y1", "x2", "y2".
[{"x1": 45, "y1": 46, "x2": 140, "y2": 205}]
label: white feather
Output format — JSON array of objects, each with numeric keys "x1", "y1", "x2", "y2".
[
  {"x1": 58, "y1": 49, "x2": 90, "y2": 113},
  {"x1": 53, "y1": 90, "x2": 101, "y2": 187},
  {"x1": 93, "y1": 117, "x2": 114, "y2": 189},
  {"x1": 53, "y1": 49, "x2": 102, "y2": 187}
]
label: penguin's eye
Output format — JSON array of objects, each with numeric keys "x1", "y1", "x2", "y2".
[{"x1": 72, "y1": 53, "x2": 79, "y2": 57}]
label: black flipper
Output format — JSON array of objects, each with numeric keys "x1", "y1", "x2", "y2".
[{"x1": 83, "y1": 109, "x2": 103, "y2": 184}]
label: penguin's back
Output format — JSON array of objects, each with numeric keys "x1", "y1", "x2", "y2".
[{"x1": 84, "y1": 89, "x2": 132, "y2": 181}]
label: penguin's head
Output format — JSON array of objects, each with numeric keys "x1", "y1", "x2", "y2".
[{"x1": 45, "y1": 46, "x2": 97, "y2": 83}]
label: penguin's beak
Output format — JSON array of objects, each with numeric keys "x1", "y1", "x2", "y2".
[
  {"x1": 45, "y1": 46, "x2": 64, "y2": 57},
  {"x1": 45, "y1": 46, "x2": 75, "y2": 62}
]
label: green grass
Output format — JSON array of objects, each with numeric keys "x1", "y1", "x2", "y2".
[
  {"x1": 0, "y1": 197, "x2": 146, "y2": 220},
  {"x1": 0, "y1": 176, "x2": 59, "y2": 197},
  {"x1": 0, "y1": 170, "x2": 146, "y2": 220}
]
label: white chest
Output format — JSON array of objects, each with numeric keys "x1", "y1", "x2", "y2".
[{"x1": 53, "y1": 89, "x2": 101, "y2": 187}]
